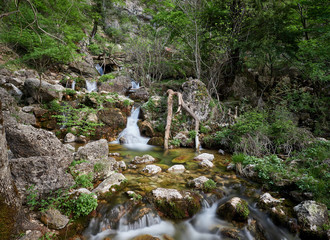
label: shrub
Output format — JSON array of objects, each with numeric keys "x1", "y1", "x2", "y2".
[
  {"x1": 99, "y1": 73, "x2": 116, "y2": 83},
  {"x1": 64, "y1": 193, "x2": 97, "y2": 219},
  {"x1": 203, "y1": 179, "x2": 216, "y2": 192},
  {"x1": 74, "y1": 173, "x2": 93, "y2": 189}
]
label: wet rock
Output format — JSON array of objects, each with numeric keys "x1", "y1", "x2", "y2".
[
  {"x1": 171, "y1": 155, "x2": 190, "y2": 164},
  {"x1": 5, "y1": 124, "x2": 72, "y2": 166},
  {"x1": 151, "y1": 188, "x2": 201, "y2": 219},
  {"x1": 194, "y1": 153, "x2": 214, "y2": 162},
  {"x1": 133, "y1": 235, "x2": 160, "y2": 240},
  {"x1": 147, "y1": 137, "x2": 164, "y2": 146},
  {"x1": 117, "y1": 160, "x2": 127, "y2": 170},
  {"x1": 92, "y1": 173, "x2": 126, "y2": 195},
  {"x1": 141, "y1": 165, "x2": 162, "y2": 176},
  {"x1": 10, "y1": 156, "x2": 75, "y2": 201},
  {"x1": 75, "y1": 139, "x2": 108, "y2": 162},
  {"x1": 64, "y1": 132, "x2": 76, "y2": 143},
  {"x1": 132, "y1": 154, "x2": 155, "y2": 164},
  {"x1": 199, "y1": 159, "x2": 214, "y2": 168},
  {"x1": 258, "y1": 193, "x2": 284, "y2": 209},
  {"x1": 236, "y1": 163, "x2": 258, "y2": 179},
  {"x1": 18, "y1": 230, "x2": 43, "y2": 240},
  {"x1": 130, "y1": 87, "x2": 149, "y2": 102},
  {"x1": 98, "y1": 75, "x2": 131, "y2": 95},
  {"x1": 217, "y1": 197, "x2": 250, "y2": 222},
  {"x1": 218, "y1": 149, "x2": 225, "y2": 155},
  {"x1": 24, "y1": 78, "x2": 64, "y2": 102},
  {"x1": 139, "y1": 120, "x2": 154, "y2": 137},
  {"x1": 40, "y1": 208, "x2": 69, "y2": 229},
  {"x1": 247, "y1": 219, "x2": 267, "y2": 240},
  {"x1": 294, "y1": 201, "x2": 329, "y2": 239},
  {"x1": 220, "y1": 228, "x2": 240, "y2": 239},
  {"x1": 188, "y1": 176, "x2": 209, "y2": 189},
  {"x1": 168, "y1": 165, "x2": 185, "y2": 174}
]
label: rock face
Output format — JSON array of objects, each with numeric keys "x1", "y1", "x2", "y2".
[
  {"x1": 168, "y1": 165, "x2": 185, "y2": 174},
  {"x1": 75, "y1": 139, "x2": 109, "y2": 162},
  {"x1": 40, "y1": 208, "x2": 70, "y2": 229},
  {"x1": 24, "y1": 78, "x2": 64, "y2": 102},
  {"x1": 64, "y1": 133, "x2": 76, "y2": 143},
  {"x1": 217, "y1": 197, "x2": 250, "y2": 222},
  {"x1": 294, "y1": 201, "x2": 329, "y2": 239},
  {"x1": 98, "y1": 75, "x2": 132, "y2": 95},
  {"x1": 182, "y1": 79, "x2": 213, "y2": 122},
  {"x1": 5, "y1": 124, "x2": 72, "y2": 166},
  {"x1": 92, "y1": 173, "x2": 126, "y2": 195},
  {"x1": 138, "y1": 120, "x2": 154, "y2": 137},
  {"x1": 141, "y1": 165, "x2": 162, "y2": 176},
  {"x1": 151, "y1": 188, "x2": 201, "y2": 219},
  {"x1": 10, "y1": 156, "x2": 75, "y2": 200},
  {"x1": 194, "y1": 153, "x2": 214, "y2": 162},
  {"x1": 132, "y1": 154, "x2": 155, "y2": 164}
]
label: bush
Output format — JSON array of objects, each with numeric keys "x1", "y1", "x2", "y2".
[
  {"x1": 63, "y1": 193, "x2": 97, "y2": 219},
  {"x1": 99, "y1": 73, "x2": 116, "y2": 83},
  {"x1": 74, "y1": 173, "x2": 93, "y2": 189},
  {"x1": 203, "y1": 179, "x2": 216, "y2": 192}
]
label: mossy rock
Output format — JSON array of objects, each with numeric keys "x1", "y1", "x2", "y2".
[
  {"x1": 147, "y1": 137, "x2": 164, "y2": 146},
  {"x1": 172, "y1": 155, "x2": 190, "y2": 164},
  {"x1": 217, "y1": 197, "x2": 250, "y2": 223}
]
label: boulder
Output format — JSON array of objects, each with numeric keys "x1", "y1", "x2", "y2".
[
  {"x1": 70, "y1": 188, "x2": 97, "y2": 200},
  {"x1": 98, "y1": 75, "x2": 131, "y2": 95},
  {"x1": 16, "y1": 110, "x2": 36, "y2": 126},
  {"x1": 92, "y1": 173, "x2": 126, "y2": 195},
  {"x1": 258, "y1": 193, "x2": 284, "y2": 209},
  {"x1": 194, "y1": 153, "x2": 214, "y2": 162},
  {"x1": 64, "y1": 133, "x2": 76, "y2": 143},
  {"x1": 40, "y1": 208, "x2": 69, "y2": 229},
  {"x1": 7, "y1": 77, "x2": 25, "y2": 88},
  {"x1": 2, "y1": 83, "x2": 23, "y2": 100},
  {"x1": 147, "y1": 137, "x2": 164, "y2": 146},
  {"x1": 130, "y1": 87, "x2": 149, "y2": 102},
  {"x1": 117, "y1": 160, "x2": 127, "y2": 170},
  {"x1": 294, "y1": 201, "x2": 329, "y2": 239},
  {"x1": 10, "y1": 156, "x2": 75, "y2": 200},
  {"x1": 132, "y1": 154, "x2": 155, "y2": 164},
  {"x1": 141, "y1": 165, "x2": 162, "y2": 176},
  {"x1": 24, "y1": 78, "x2": 64, "y2": 102},
  {"x1": 97, "y1": 108, "x2": 126, "y2": 128},
  {"x1": 69, "y1": 61, "x2": 98, "y2": 77},
  {"x1": 152, "y1": 188, "x2": 183, "y2": 201},
  {"x1": 0, "y1": 87, "x2": 17, "y2": 112},
  {"x1": 139, "y1": 120, "x2": 154, "y2": 137},
  {"x1": 199, "y1": 159, "x2": 214, "y2": 168},
  {"x1": 168, "y1": 165, "x2": 185, "y2": 174},
  {"x1": 217, "y1": 197, "x2": 250, "y2": 222},
  {"x1": 5, "y1": 124, "x2": 72, "y2": 166},
  {"x1": 188, "y1": 176, "x2": 209, "y2": 189},
  {"x1": 75, "y1": 139, "x2": 108, "y2": 162}
]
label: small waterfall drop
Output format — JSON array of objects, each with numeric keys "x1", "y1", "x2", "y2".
[
  {"x1": 86, "y1": 80, "x2": 97, "y2": 92},
  {"x1": 71, "y1": 80, "x2": 76, "y2": 90},
  {"x1": 131, "y1": 80, "x2": 140, "y2": 89},
  {"x1": 95, "y1": 64, "x2": 104, "y2": 76},
  {"x1": 116, "y1": 107, "x2": 151, "y2": 150}
]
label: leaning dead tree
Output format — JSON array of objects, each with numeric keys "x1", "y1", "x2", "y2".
[{"x1": 164, "y1": 89, "x2": 200, "y2": 151}]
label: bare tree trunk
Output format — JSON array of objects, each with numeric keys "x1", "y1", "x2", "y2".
[{"x1": 164, "y1": 90, "x2": 200, "y2": 152}]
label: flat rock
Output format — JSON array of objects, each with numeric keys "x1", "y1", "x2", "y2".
[
  {"x1": 168, "y1": 165, "x2": 185, "y2": 174},
  {"x1": 24, "y1": 78, "x2": 64, "y2": 102},
  {"x1": 132, "y1": 154, "x2": 155, "y2": 164},
  {"x1": 141, "y1": 165, "x2": 162, "y2": 175},
  {"x1": 194, "y1": 153, "x2": 214, "y2": 162},
  {"x1": 152, "y1": 188, "x2": 183, "y2": 201}
]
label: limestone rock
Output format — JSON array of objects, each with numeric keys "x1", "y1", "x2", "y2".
[
  {"x1": 40, "y1": 208, "x2": 69, "y2": 229},
  {"x1": 10, "y1": 156, "x2": 75, "y2": 200},
  {"x1": 141, "y1": 165, "x2": 161, "y2": 176},
  {"x1": 194, "y1": 153, "x2": 214, "y2": 162},
  {"x1": 130, "y1": 87, "x2": 149, "y2": 101},
  {"x1": 24, "y1": 78, "x2": 64, "y2": 102},
  {"x1": 75, "y1": 139, "x2": 108, "y2": 162},
  {"x1": 92, "y1": 173, "x2": 126, "y2": 195},
  {"x1": 152, "y1": 188, "x2": 183, "y2": 201},
  {"x1": 2, "y1": 83, "x2": 23, "y2": 100},
  {"x1": 188, "y1": 176, "x2": 209, "y2": 189},
  {"x1": 139, "y1": 120, "x2": 154, "y2": 137},
  {"x1": 6, "y1": 124, "x2": 72, "y2": 166},
  {"x1": 97, "y1": 108, "x2": 126, "y2": 128},
  {"x1": 117, "y1": 160, "x2": 127, "y2": 170},
  {"x1": 258, "y1": 193, "x2": 284, "y2": 209},
  {"x1": 294, "y1": 201, "x2": 328, "y2": 238},
  {"x1": 132, "y1": 154, "x2": 155, "y2": 164},
  {"x1": 217, "y1": 197, "x2": 250, "y2": 222},
  {"x1": 168, "y1": 165, "x2": 185, "y2": 174},
  {"x1": 147, "y1": 137, "x2": 164, "y2": 146},
  {"x1": 173, "y1": 132, "x2": 191, "y2": 147},
  {"x1": 98, "y1": 75, "x2": 131, "y2": 95},
  {"x1": 18, "y1": 230, "x2": 43, "y2": 240},
  {"x1": 0, "y1": 87, "x2": 17, "y2": 112},
  {"x1": 199, "y1": 159, "x2": 214, "y2": 168}
]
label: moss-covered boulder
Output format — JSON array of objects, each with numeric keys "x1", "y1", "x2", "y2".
[{"x1": 216, "y1": 197, "x2": 250, "y2": 223}]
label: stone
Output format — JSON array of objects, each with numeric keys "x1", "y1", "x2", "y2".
[
  {"x1": 139, "y1": 120, "x2": 154, "y2": 137},
  {"x1": 0, "y1": 87, "x2": 17, "y2": 112},
  {"x1": 117, "y1": 160, "x2": 127, "y2": 170},
  {"x1": 188, "y1": 176, "x2": 209, "y2": 189},
  {"x1": 92, "y1": 173, "x2": 126, "y2": 195},
  {"x1": 69, "y1": 60, "x2": 98, "y2": 77},
  {"x1": 75, "y1": 139, "x2": 108, "y2": 162},
  {"x1": 5, "y1": 124, "x2": 72, "y2": 166},
  {"x1": 24, "y1": 78, "x2": 64, "y2": 102},
  {"x1": 171, "y1": 155, "x2": 190, "y2": 164},
  {"x1": 147, "y1": 137, "x2": 164, "y2": 146},
  {"x1": 218, "y1": 149, "x2": 225, "y2": 155},
  {"x1": 168, "y1": 165, "x2": 185, "y2": 174},
  {"x1": 40, "y1": 208, "x2": 70, "y2": 229},
  {"x1": 98, "y1": 75, "x2": 132, "y2": 95},
  {"x1": 216, "y1": 197, "x2": 250, "y2": 222},
  {"x1": 64, "y1": 133, "x2": 76, "y2": 143},
  {"x1": 173, "y1": 132, "x2": 191, "y2": 147},
  {"x1": 97, "y1": 108, "x2": 126, "y2": 128},
  {"x1": 17, "y1": 110, "x2": 36, "y2": 126},
  {"x1": 199, "y1": 159, "x2": 214, "y2": 168},
  {"x1": 22, "y1": 106, "x2": 34, "y2": 113},
  {"x1": 70, "y1": 188, "x2": 97, "y2": 199},
  {"x1": 258, "y1": 193, "x2": 284, "y2": 209},
  {"x1": 152, "y1": 188, "x2": 183, "y2": 201},
  {"x1": 10, "y1": 156, "x2": 75, "y2": 201},
  {"x1": 132, "y1": 154, "x2": 155, "y2": 164},
  {"x1": 7, "y1": 77, "x2": 25, "y2": 88},
  {"x1": 141, "y1": 165, "x2": 162, "y2": 176},
  {"x1": 194, "y1": 153, "x2": 214, "y2": 162},
  {"x1": 87, "y1": 113, "x2": 98, "y2": 123},
  {"x1": 227, "y1": 163, "x2": 235, "y2": 171},
  {"x1": 293, "y1": 201, "x2": 329, "y2": 238},
  {"x1": 65, "y1": 144, "x2": 75, "y2": 152},
  {"x1": 3, "y1": 83, "x2": 23, "y2": 100},
  {"x1": 18, "y1": 230, "x2": 43, "y2": 240},
  {"x1": 129, "y1": 87, "x2": 149, "y2": 101}
]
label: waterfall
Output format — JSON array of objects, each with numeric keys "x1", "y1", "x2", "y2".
[
  {"x1": 71, "y1": 80, "x2": 76, "y2": 90},
  {"x1": 86, "y1": 80, "x2": 97, "y2": 92},
  {"x1": 95, "y1": 64, "x2": 104, "y2": 76},
  {"x1": 116, "y1": 107, "x2": 151, "y2": 150},
  {"x1": 131, "y1": 80, "x2": 140, "y2": 89}
]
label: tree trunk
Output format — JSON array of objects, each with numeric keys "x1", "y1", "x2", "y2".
[{"x1": 164, "y1": 90, "x2": 200, "y2": 151}]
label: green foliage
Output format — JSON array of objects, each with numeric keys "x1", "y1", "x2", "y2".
[
  {"x1": 93, "y1": 163, "x2": 105, "y2": 173},
  {"x1": 74, "y1": 173, "x2": 93, "y2": 189},
  {"x1": 26, "y1": 185, "x2": 38, "y2": 210},
  {"x1": 236, "y1": 201, "x2": 250, "y2": 219},
  {"x1": 128, "y1": 192, "x2": 142, "y2": 202},
  {"x1": 203, "y1": 179, "x2": 216, "y2": 192},
  {"x1": 38, "y1": 232, "x2": 56, "y2": 240},
  {"x1": 188, "y1": 130, "x2": 196, "y2": 139},
  {"x1": 169, "y1": 138, "x2": 181, "y2": 147},
  {"x1": 99, "y1": 73, "x2": 116, "y2": 83},
  {"x1": 62, "y1": 193, "x2": 97, "y2": 219}
]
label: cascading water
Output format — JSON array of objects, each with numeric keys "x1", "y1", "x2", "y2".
[
  {"x1": 86, "y1": 80, "x2": 97, "y2": 92},
  {"x1": 71, "y1": 80, "x2": 76, "y2": 90},
  {"x1": 131, "y1": 80, "x2": 140, "y2": 89},
  {"x1": 116, "y1": 106, "x2": 151, "y2": 150}
]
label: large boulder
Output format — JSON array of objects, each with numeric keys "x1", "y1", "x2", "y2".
[
  {"x1": 138, "y1": 120, "x2": 154, "y2": 137},
  {"x1": 217, "y1": 197, "x2": 250, "y2": 222},
  {"x1": 294, "y1": 201, "x2": 329, "y2": 239},
  {"x1": 97, "y1": 108, "x2": 126, "y2": 128},
  {"x1": 10, "y1": 156, "x2": 75, "y2": 200},
  {"x1": 5, "y1": 124, "x2": 72, "y2": 166},
  {"x1": 258, "y1": 193, "x2": 284, "y2": 209},
  {"x1": 98, "y1": 75, "x2": 131, "y2": 95},
  {"x1": 24, "y1": 78, "x2": 64, "y2": 102},
  {"x1": 75, "y1": 139, "x2": 109, "y2": 162},
  {"x1": 40, "y1": 208, "x2": 70, "y2": 230},
  {"x1": 182, "y1": 79, "x2": 213, "y2": 122},
  {"x1": 0, "y1": 87, "x2": 17, "y2": 112}
]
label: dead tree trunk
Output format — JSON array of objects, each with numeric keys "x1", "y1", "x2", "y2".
[{"x1": 164, "y1": 89, "x2": 200, "y2": 152}]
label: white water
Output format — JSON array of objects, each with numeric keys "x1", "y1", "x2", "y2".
[
  {"x1": 86, "y1": 80, "x2": 97, "y2": 92},
  {"x1": 131, "y1": 80, "x2": 140, "y2": 89},
  {"x1": 115, "y1": 107, "x2": 151, "y2": 150},
  {"x1": 71, "y1": 80, "x2": 76, "y2": 90}
]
